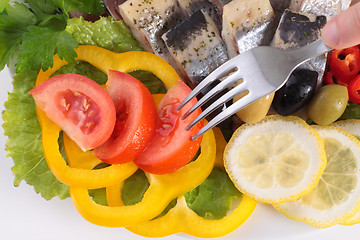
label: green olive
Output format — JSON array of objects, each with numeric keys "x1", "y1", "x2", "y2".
[{"x1": 307, "y1": 84, "x2": 349, "y2": 125}]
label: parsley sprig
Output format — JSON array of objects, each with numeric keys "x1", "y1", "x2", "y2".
[{"x1": 0, "y1": 0, "x2": 105, "y2": 73}]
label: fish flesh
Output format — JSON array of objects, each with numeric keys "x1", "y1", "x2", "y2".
[
  {"x1": 271, "y1": 10, "x2": 327, "y2": 49},
  {"x1": 221, "y1": 0, "x2": 275, "y2": 58},
  {"x1": 178, "y1": 0, "x2": 223, "y2": 30},
  {"x1": 118, "y1": 0, "x2": 186, "y2": 61},
  {"x1": 269, "y1": 0, "x2": 291, "y2": 24},
  {"x1": 162, "y1": 10, "x2": 228, "y2": 87},
  {"x1": 289, "y1": 0, "x2": 351, "y2": 17},
  {"x1": 270, "y1": 9, "x2": 328, "y2": 119}
]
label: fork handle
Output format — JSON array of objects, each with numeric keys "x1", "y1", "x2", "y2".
[{"x1": 288, "y1": 38, "x2": 333, "y2": 67}]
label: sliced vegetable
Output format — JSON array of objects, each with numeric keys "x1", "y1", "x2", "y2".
[
  {"x1": 324, "y1": 70, "x2": 348, "y2": 86},
  {"x1": 34, "y1": 45, "x2": 181, "y2": 187},
  {"x1": 348, "y1": 75, "x2": 360, "y2": 103},
  {"x1": 134, "y1": 81, "x2": 203, "y2": 174},
  {"x1": 184, "y1": 167, "x2": 242, "y2": 219},
  {"x1": 70, "y1": 128, "x2": 216, "y2": 227},
  {"x1": 94, "y1": 71, "x2": 157, "y2": 164},
  {"x1": 2, "y1": 71, "x2": 69, "y2": 200},
  {"x1": 127, "y1": 195, "x2": 256, "y2": 238},
  {"x1": 125, "y1": 130, "x2": 256, "y2": 238},
  {"x1": 329, "y1": 46, "x2": 360, "y2": 84},
  {"x1": 45, "y1": 127, "x2": 138, "y2": 188},
  {"x1": 35, "y1": 45, "x2": 180, "y2": 89},
  {"x1": 29, "y1": 73, "x2": 116, "y2": 150}
]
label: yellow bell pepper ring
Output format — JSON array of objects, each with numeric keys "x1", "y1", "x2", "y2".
[
  {"x1": 39, "y1": 116, "x2": 138, "y2": 188},
  {"x1": 69, "y1": 128, "x2": 216, "y2": 227},
  {"x1": 126, "y1": 128, "x2": 257, "y2": 238},
  {"x1": 127, "y1": 195, "x2": 257, "y2": 238},
  {"x1": 35, "y1": 46, "x2": 181, "y2": 188},
  {"x1": 36, "y1": 45, "x2": 180, "y2": 89}
]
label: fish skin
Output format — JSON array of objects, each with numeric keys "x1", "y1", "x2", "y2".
[
  {"x1": 221, "y1": 0, "x2": 275, "y2": 58},
  {"x1": 119, "y1": 0, "x2": 186, "y2": 60},
  {"x1": 289, "y1": 0, "x2": 351, "y2": 17},
  {"x1": 162, "y1": 10, "x2": 228, "y2": 87},
  {"x1": 271, "y1": 9, "x2": 328, "y2": 103},
  {"x1": 178, "y1": 0, "x2": 223, "y2": 31},
  {"x1": 271, "y1": 10, "x2": 327, "y2": 49}
]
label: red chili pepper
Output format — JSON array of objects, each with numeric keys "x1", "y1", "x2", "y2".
[
  {"x1": 329, "y1": 46, "x2": 360, "y2": 84},
  {"x1": 348, "y1": 75, "x2": 360, "y2": 103},
  {"x1": 324, "y1": 70, "x2": 348, "y2": 86}
]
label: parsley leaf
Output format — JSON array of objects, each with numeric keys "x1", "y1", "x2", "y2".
[
  {"x1": 5, "y1": 2, "x2": 36, "y2": 24},
  {"x1": 76, "y1": 0, "x2": 105, "y2": 15},
  {"x1": 52, "y1": 0, "x2": 82, "y2": 17},
  {"x1": 0, "y1": 14, "x2": 25, "y2": 70},
  {"x1": 0, "y1": 0, "x2": 10, "y2": 12},
  {"x1": 0, "y1": 0, "x2": 107, "y2": 73},
  {"x1": 16, "y1": 25, "x2": 77, "y2": 72}
]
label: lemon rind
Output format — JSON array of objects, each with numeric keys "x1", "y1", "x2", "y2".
[
  {"x1": 224, "y1": 115, "x2": 327, "y2": 205},
  {"x1": 274, "y1": 125, "x2": 360, "y2": 228}
]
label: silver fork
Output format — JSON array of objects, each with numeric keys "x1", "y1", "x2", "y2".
[{"x1": 178, "y1": 38, "x2": 332, "y2": 140}]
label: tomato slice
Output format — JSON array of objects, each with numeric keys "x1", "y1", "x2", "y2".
[
  {"x1": 29, "y1": 74, "x2": 116, "y2": 150},
  {"x1": 94, "y1": 70, "x2": 157, "y2": 164},
  {"x1": 134, "y1": 80, "x2": 203, "y2": 174}
]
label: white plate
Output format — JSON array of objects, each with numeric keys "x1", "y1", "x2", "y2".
[{"x1": 1, "y1": 67, "x2": 360, "y2": 240}]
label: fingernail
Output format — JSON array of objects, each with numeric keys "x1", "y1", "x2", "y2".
[{"x1": 322, "y1": 21, "x2": 340, "y2": 47}]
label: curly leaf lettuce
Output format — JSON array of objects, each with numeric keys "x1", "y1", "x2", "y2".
[
  {"x1": 66, "y1": 16, "x2": 143, "y2": 53},
  {"x1": 2, "y1": 71, "x2": 69, "y2": 200},
  {"x1": 2, "y1": 16, "x2": 166, "y2": 200},
  {"x1": 120, "y1": 167, "x2": 242, "y2": 220},
  {"x1": 184, "y1": 167, "x2": 242, "y2": 219}
]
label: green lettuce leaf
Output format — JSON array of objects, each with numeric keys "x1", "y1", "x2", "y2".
[
  {"x1": 66, "y1": 16, "x2": 143, "y2": 52},
  {"x1": 184, "y1": 167, "x2": 242, "y2": 219},
  {"x1": 120, "y1": 167, "x2": 241, "y2": 220},
  {"x1": 121, "y1": 169, "x2": 176, "y2": 218},
  {"x1": 2, "y1": 71, "x2": 69, "y2": 200},
  {"x1": 2, "y1": 16, "x2": 166, "y2": 200},
  {"x1": 339, "y1": 102, "x2": 360, "y2": 120},
  {"x1": 121, "y1": 170, "x2": 150, "y2": 206}
]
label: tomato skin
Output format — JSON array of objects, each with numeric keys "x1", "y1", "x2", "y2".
[
  {"x1": 29, "y1": 74, "x2": 116, "y2": 150},
  {"x1": 348, "y1": 75, "x2": 360, "y2": 103},
  {"x1": 134, "y1": 80, "x2": 203, "y2": 175},
  {"x1": 94, "y1": 70, "x2": 157, "y2": 164},
  {"x1": 329, "y1": 46, "x2": 360, "y2": 84}
]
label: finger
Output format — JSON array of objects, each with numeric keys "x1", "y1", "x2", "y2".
[{"x1": 322, "y1": 2, "x2": 360, "y2": 49}]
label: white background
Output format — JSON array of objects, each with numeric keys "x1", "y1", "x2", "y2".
[{"x1": 1, "y1": 67, "x2": 360, "y2": 240}]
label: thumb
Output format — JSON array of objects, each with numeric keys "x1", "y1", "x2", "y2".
[{"x1": 322, "y1": 2, "x2": 360, "y2": 49}]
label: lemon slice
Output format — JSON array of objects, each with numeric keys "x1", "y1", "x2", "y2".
[
  {"x1": 275, "y1": 125, "x2": 360, "y2": 228},
  {"x1": 331, "y1": 119, "x2": 360, "y2": 139},
  {"x1": 224, "y1": 115, "x2": 327, "y2": 204},
  {"x1": 331, "y1": 119, "x2": 360, "y2": 225}
]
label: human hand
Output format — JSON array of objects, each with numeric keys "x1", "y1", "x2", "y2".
[{"x1": 322, "y1": 2, "x2": 360, "y2": 49}]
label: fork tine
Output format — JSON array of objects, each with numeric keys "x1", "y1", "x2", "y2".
[
  {"x1": 185, "y1": 81, "x2": 248, "y2": 131},
  {"x1": 190, "y1": 94, "x2": 255, "y2": 140},
  {"x1": 182, "y1": 68, "x2": 241, "y2": 120},
  {"x1": 177, "y1": 57, "x2": 240, "y2": 110}
]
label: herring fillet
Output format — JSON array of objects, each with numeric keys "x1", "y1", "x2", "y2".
[
  {"x1": 221, "y1": 0, "x2": 275, "y2": 58},
  {"x1": 289, "y1": 0, "x2": 351, "y2": 17},
  {"x1": 178, "y1": 0, "x2": 223, "y2": 31},
  {"x1": 162, "y1": 10, "x2": 228, "y2": 87},
  {"x1": 118, "y1": 0, "x2": 186, "y2": 61},
  {"x1": 270, "y1": 9, "x2": 328, "y2": 118}
]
